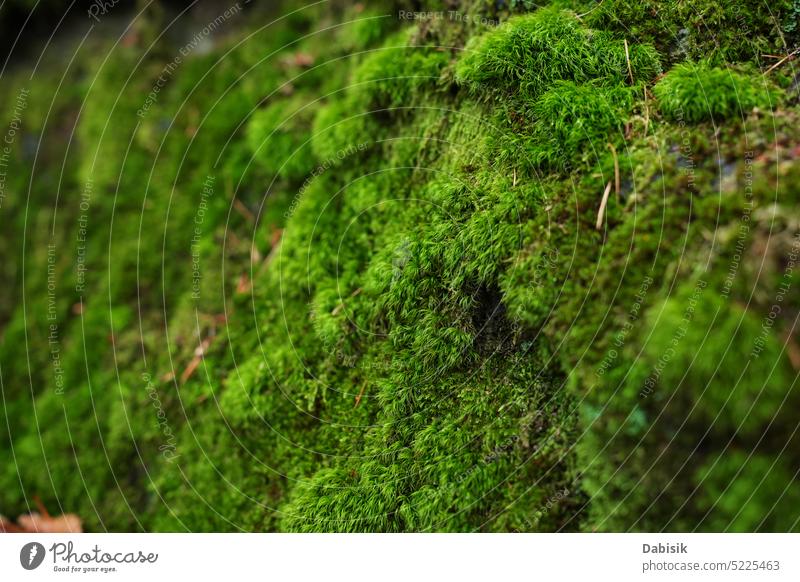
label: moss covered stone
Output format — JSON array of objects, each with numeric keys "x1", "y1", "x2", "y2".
[{"x1": 0, "y1": 0, "x2": 798, "y2": 533}]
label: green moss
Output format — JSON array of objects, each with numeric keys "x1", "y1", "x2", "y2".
[
  {"x1": 350, "y1": 29, "x2": 451, "y2": 110},
  {"x1": 455, "y1": 8, "x2": 660, "y2": 101},
  {"x1": 581, "y1": 0, "x2": 796, "y2": 63},
  {"x1": 246, "y1": 95, "x2": 317, "y2": 181},
  {"x1": 527, "y1": 81, "x2": 634, "y2": 169},
  {"x1": 695, "y1": 452, "x2": 800, "y2": 532},
  {"x1": 455, "y1": 8, "x2": 659, "y2": 172},
  {"x1": 311, "y1": 97, "x2": 379, "y2": 162},
  {"x1": 654, "y1": 62, "x2": 780, "y2": 123},
  {"x1": 2, "y1": 1, "x2": 800, "y2": 534},
  {"x1": 337, "y1": 4, "x2": 400, "y2": 52}
]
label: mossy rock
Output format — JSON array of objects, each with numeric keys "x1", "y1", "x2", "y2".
[{"x1": 1, "y1": 0, "x2": 799, "y2": 533}]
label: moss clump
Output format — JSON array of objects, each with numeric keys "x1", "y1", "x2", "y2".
[
  {"x1": 455, "y1": 8, "x2": 661, "y2": 101},
  {"x1": 580, "y1": 0, "x2": 798, "y2": 63},
  {"x1": 279, "y1": 350, "x2": 577, "y2": 532},
  {"x1": 350, "y1": 29, "x2": 451, "y2": 110},
  {"x1": 455, "y1": 9, "x2": 659, "y2": 172},
  {"x1": 695, "y1": 452, "x2": 800, "y2": 532},
  {"x1": 311, "y1": 97, "x2": 379, "y2": 162},
  {"x1": 246, "y1": 95, "x2": 317, "y2": 181},
  {"x1": 654, "y1": 62, "x2": 779, "y2": 123},
  {"x1": 527, "y1": 81, "x2": 634, "y2": 169},
  {"x1": 579, "y1": 279, "x2": 798, "y2": 529}
]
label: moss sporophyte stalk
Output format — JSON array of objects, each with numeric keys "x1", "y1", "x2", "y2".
[{"x1": 1, "y1": 0, "x2": 799, "y2": 533}]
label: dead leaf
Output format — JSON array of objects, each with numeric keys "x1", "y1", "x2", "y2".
[
  {"x1": 180, "y1": 337, "x2": 213, "y2": 384},
  {"x1": 0, "y1": 515, "x2": 24, "y2": 533},
  {"x1": 236, "y1": 273, "x2": 251, "y2": 294},
  {"x1": 1, "y1": 499, "x2": 83, "y2": 534},
  {"x1": 16, "y1": 512, "x2": 82, "y2": 533}
]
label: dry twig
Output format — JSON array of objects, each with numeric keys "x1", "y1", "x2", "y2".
[
  {"x1": 332, "y1": 288, "x2": 363, "y2": 316},
  {"x1": 607, "y1": 143, "x2": 620, "y2": 200},
  {"x1": 766, "y1": 48, "x2": 800, "y2": 75},
  {"x1": 596, "y1": 181, "x2": 613, "y2": 231},
  {"x1": 624, "y1": 39, "x2": 634, "y2": 85},
  {"x1": 354, "y1": 382, "x2": 367, "y2": 407}
]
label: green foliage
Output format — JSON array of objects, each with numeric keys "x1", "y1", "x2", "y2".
[
  {"x1": 695, "y1": 452, "x2": 800, "y2": 532},
  {"x1": 785, "y1": 0, "x2": 800, "y2": 33},
  {"x1": 455, "y1": 8, "x2": 658, "y2": 171},
  {"x1": 336, "y1": 3, "x2": 401, "y2": 52}
]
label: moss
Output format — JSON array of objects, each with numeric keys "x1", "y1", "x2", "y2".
[
  {"x1": 580, "y1": 0, "x2": 797, "y2": 63},
  {"x1": 2, "y1": 1, "x2": 800, "y2": 534},
  {"x1": 527, "y1": 81, "x2": 634, "y2": 169},
  {"x1": 336, "y1": 3, "x2": 401, "y2": 52},
  {"x1": 654, "y1": 62, "x2": 780, "y2": 123},
  {"x1": 246, "y1": 94, "x2": 317, "y2": 181},
  {"x1": 694, "y1": 452, "x2": 800, "y2": 532},
  {"x1": 311, "y1": 96, "x2": 380, "y2": 162},
  {"x1": 350, "y1": 29, "x2": 452, "y2": 111},
  {"x1": 280, "y1": 351, "x2": 577, "y2": 532},
  {"x1": 455, "y1": 8, "x2": 661, "y2": 102},
  {"x1": 455, "y1": 8, "x2": 659, "y2": 172}
]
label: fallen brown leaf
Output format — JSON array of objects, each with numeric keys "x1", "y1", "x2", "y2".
[{"x1": 16, "y1": 512, "x2": 83, "y2": 533}]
